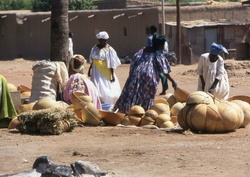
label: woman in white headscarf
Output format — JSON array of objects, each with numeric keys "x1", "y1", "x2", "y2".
[
  {"x1": 88, "y1": 31, "x2": 121, "y2": 104},
  {"x1": 197, "y1": 42, "x2": 230, "y2": 100}
]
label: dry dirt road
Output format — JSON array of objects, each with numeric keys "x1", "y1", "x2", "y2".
[{"x1": 1, "y1": 58, "x2": 250, "y2": 177}]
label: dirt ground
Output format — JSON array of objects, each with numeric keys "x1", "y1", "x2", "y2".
[{"x1": 1, "y1": 58, "x2": 250, "y2": 177}]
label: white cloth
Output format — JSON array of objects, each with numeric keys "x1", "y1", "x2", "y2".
[
  {"x1": 164, "y1": 41, "x2": 169, "y2": 53},
  {"x1": 89, "y1": 45, "x2": 121, "y2": 104},
  {"x1": 96, "y1": 31, "x2": 109, "y2": 40},
  {"x1": 196, "y1": 53, "x2": 229, "y2": 100},
  {"x1": 68, "y1": 38, "x2": 73, "y2": 57}
]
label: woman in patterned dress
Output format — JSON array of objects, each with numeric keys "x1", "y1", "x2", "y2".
[
  {"x1": 63, "y1": 54, "x2": 102, "y2": 109},
  {"x1": 114, "y1": 34, "x2": 177, "y2": 114},
  {"x1": 88, "y1": 31, "x2": 121, "y2": 105}
]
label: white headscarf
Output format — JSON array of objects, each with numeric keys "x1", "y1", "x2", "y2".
[
  {"x1": 96, "y1": 31, "x2": 109, "y2": 40},
  {"x1": 70, "y1": 55, "x2": 86, "y2": 74}
]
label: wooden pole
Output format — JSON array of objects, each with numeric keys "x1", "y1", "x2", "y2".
[
  {"x1": 162, "y1": 0, "x2": 165, "y2": 35},
  {"x1": 176, "y1": 0, "x2": 181, "y2": 64}
]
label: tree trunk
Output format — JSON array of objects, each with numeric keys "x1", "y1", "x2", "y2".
[{"x1": 50, "y1": 0, "x2": 69, "y2": 61}]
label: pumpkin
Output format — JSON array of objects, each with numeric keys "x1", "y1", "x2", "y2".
[
  {"x1": 127, "y1": 105, "x2": 145, "y2": 126},
  {"x1": 162, "y1": 93, "x2": 176, "y2": 108},
  {"x1": 144, "y1": 109, "x2": 158, "y2": 120},
  {"x1": 186, "y1": 91, "x2": 215, "y2": 105},
  {"x1": 140, "y1": 109, "x2": 158, "y2": 126},
  {"x1": 227, "y1": 95, "x2": 250, "y2": 104},
  {"x1": 7, "y1": 83, "x2": 17, "y2": 91},
  {"x1": 186, "y1": 103, "x2": 222, "y2": 133},
  {"x1": 17, "y1": 102, "x2": 36, "y2": 113},
  {"x1": 154, "y1": 98, "x2": 169, "y2": 105},
  {"x1": 217, "y1": 101, "x2": 244, "y2": 131},
  {"x1": 21, "y1": 91, "x2": 31, "y2": 97},
  {"x1": 140, "y1": 116, "x2": 155, "y2": 126},
  {"x1": 8, "y1": 117, "x2": 21, "y2": 129},
  {"x1": 230, "y1": 100, "x2": 250, "y2": 128},
  {"x1": 71, "y1": 91, "x2": 92, "y2": 104},
  {"x1": 129, "y1": 105, "x2": 145, "y2": 117},
  {"x1": 150, "y1": 103, "x2": 170, "y2": 115},
  {"x1": 170, "y1": 116, "x2": 178, "y2": 124},
  {"x1": 177, "y1": 104, "x2": 193, "y2": 130},
  {"x1": 156, "y1": 114, "x2": 171, "y2": 127},
  {"x1": 170, "y1": 102, "x2": 185, "y2": 116},
  {"x1": 160, "y1": 120, "x2": 175, "y2": 129},
  {"x1": 33, "y1": 97, "x2": 64, "y2": 110},
  {"x1": 79, "y1": 102, "x2": 102, "y2": 125}
]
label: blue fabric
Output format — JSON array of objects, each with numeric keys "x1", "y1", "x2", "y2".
[{"x1": 210, "y1": 42, "x2": 228, "y2": 55}]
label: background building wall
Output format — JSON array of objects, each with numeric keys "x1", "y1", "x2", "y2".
[{"x1": 0, "y1": 3, "x2": 250, "y2": 64}]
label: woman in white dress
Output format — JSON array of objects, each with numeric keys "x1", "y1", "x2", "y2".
[
  {"x1": 197, "y1": 42, "x2": 229, "y2": 100},
  {"x1": 88, "y1": 31, "x2": 121, "y2": 104}
]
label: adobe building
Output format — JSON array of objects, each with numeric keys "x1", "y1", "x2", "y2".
[{"x1": 0, "y1": 2, "x2": 250, "y2": 64}]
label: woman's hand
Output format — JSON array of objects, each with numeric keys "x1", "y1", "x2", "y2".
[
  {"x1": 208, "y1": 86, "x2": 215, "y2": 94},
  {"x1": 88, "y1": 70, "x2": 91, "y2": 77},
  {"x1": 110, "y1": 75, "x2": 115, "y2": 82},
  {"x1": 88, "y1": 63, "x2": 92, "y2": 77},
  {"x1": 172, "y1": 81, "x2": 177, "y2": 89},
  {"x1": 209, "y1": 79, "x2": 219, "y2": 94},
  {"x1": 165, "y1": 73, "x2": 177, "y2": 89}
]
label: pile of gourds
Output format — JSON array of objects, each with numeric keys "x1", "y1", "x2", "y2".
[{"x1": 177, "y1": 91, "x2": 250, "y2": 133}]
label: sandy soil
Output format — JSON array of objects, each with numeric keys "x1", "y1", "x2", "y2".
[{"x1": 1, "y1": 58, "x2": 250, "y2": 177}]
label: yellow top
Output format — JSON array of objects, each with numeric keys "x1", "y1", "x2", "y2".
[{"x1": 92, "y1": 60, "x2": 112, "y2": 80}]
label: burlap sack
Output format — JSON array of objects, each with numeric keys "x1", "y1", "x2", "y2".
[{"x1": 29, "y1": 60, "x2": 68, "y2": 103}]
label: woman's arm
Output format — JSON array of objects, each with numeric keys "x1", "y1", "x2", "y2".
[
  {"x1": 110, "y1": 68, "x2": 115, "y2": 82},
  {"x1": 88, "y1": 63, "x2": 93, "y2": 77},
  {"x1": 199, "y1": 75, "x2": 205, "y2": 91},
  {"x1": 165, "y1": 73, "x2": 177, "y2": 89}
]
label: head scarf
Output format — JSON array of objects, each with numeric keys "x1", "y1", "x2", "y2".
[
  {"x1": 152, "y1": 34, "x2": 167, "y2": 48},
  {"x1": 70, "y1": 54, "x2": 86, "y2": 74},
  {"x1": 210, "y1": 42, "x2": 228, "y2": 55},
  {"x1": 96, "y1": 31, "x2": 109, "y2": 40}
]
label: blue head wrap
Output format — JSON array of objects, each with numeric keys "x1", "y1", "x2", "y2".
[{"x1": 210, "y1": 42, "x2": 229, "y2": 55}]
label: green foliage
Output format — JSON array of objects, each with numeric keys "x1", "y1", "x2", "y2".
[
  {"x1": 163, "y1": 0, "x2": 206, "y2": 3},
  {"x1": 31, "y1": 0, "x2": 51, "y2": 12},
  {"x1": 0, "y1": 0, "x2": 32, "y2": 10},
  {"x1": 69, "y1": 0, "x2": 97, "y2": 10},
  {"x1": 0, "y1": 0, "x2": 237, "y2": 11},
  {"x1": 0, "y1": 0, "x2": 97, "y2": 11}
]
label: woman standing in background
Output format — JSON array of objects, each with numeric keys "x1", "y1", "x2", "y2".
[{"x1": 88, "y1": 31, "x2": 121, "y2": 105}]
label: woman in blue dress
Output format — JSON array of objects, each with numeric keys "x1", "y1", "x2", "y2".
[{"x1": 114, "y1": 34, "x2": 177, "y2": 114}]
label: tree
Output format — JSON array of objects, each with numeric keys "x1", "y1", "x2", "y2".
[
  {"x1": 31, "y1": 0, "x2": 51, "y2": 12},
  {"x1": 69, "y1": 0, "x2": 96, "y2": 10},
  {"x1": 50, "y1": 0, "x2": 69, "y2": 62}
]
